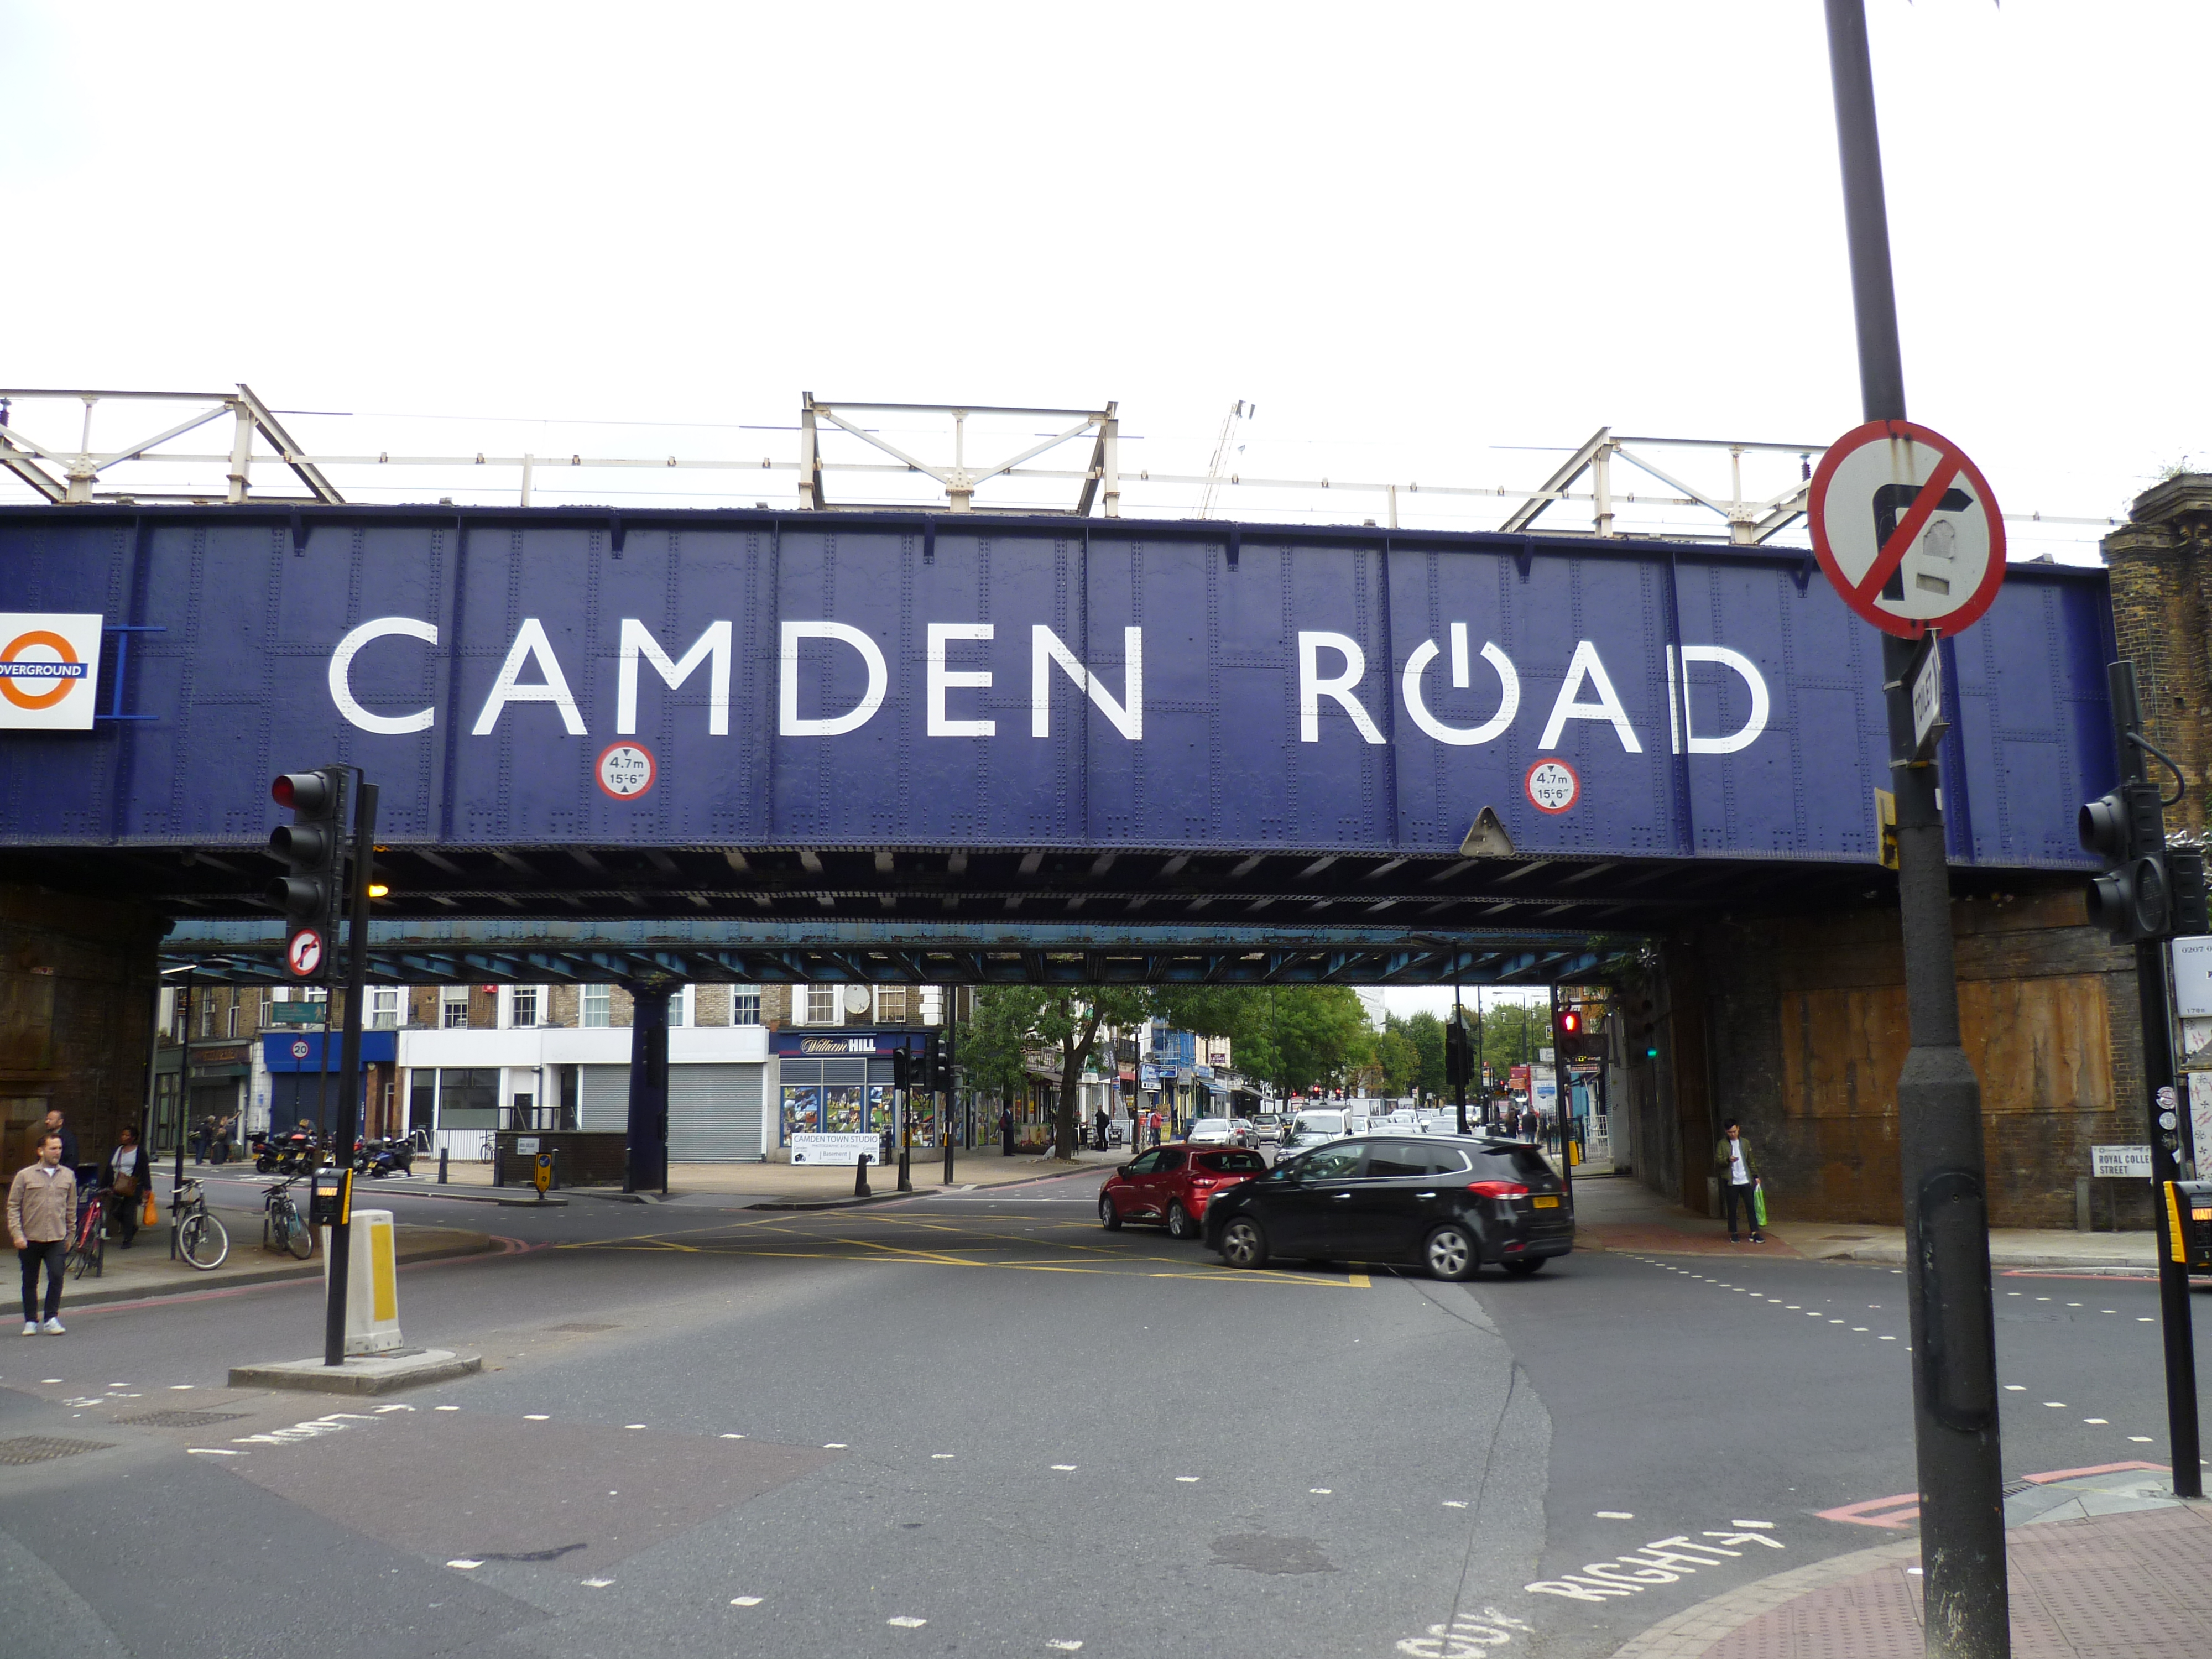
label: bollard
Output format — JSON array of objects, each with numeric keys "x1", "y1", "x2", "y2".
[
  {"x1": 437, "y1": 1146, "x2": 448, "y2": 1185},
  {"x1": 854, "y1": 1151, "x2": 871, "y2": 1198},
  {"x1": 943, "y1": 1135, "x2": 953, "y2": 1186},
  {"x1": 2076, "y1": 1176, "x2": 2094, "y2": 1233}
]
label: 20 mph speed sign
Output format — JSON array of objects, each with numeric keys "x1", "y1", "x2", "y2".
[{"x1": 1808, "y1": 420, "x2": 2005, "y2": 638}]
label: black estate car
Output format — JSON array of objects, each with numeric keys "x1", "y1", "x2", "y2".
[{"x1": 1199, "y1": 1134, "x2": 1572, "y2": 1280}]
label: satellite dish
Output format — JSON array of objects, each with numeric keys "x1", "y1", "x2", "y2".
[
  {"x1": 1459, "y1": 806, "x2": 1516, "y2": 859},
  {"x1": 842, "y1": 984, "x2": 872, "y2": 1016}
]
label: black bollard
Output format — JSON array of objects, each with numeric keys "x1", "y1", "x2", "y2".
[
  {"x1": 854, "y1": 1151, "x2": 871, "y2": 1198},
  {"x1": 437, "y1": 1146, "x2": 448, "y2": 1185}
]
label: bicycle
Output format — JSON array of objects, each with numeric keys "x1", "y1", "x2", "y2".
[
  {"x1": 65, "y1": 1183, "x2": 107, "y2": 1280},
  {"x1": 172, "y1": 1178, "x2": 230, "y2": 1271},
  {"x1": 261, "y1": 1177, "x2": 314, "y2": 1259}
]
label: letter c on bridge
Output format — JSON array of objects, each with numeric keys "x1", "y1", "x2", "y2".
[{"x1": 328, "y1": 617, "x2": 439, "y2": 734}]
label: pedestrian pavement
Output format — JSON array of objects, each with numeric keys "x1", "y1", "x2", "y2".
[
  {"x1": 49, "y1": 1203, "x2": 497, "y2": 1310},
  {"x1": 1611, "y1": 1493, "x2": 2212, "y2": 1658},
  {"x1": 1569, "y1": 1171, "x2": 2161, "y2": 1273},
  {"x1": 404, "y1": 1146, "x2": 1123, "y2": 1206}
]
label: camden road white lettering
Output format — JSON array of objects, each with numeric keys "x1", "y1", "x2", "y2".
[
  {"x1": 1666, "y1": 644, "x2": 1771, "y2": 755},
  {"x1": 1401, "y1": 625, "x2": 1519, "y2": 747},
  {"x1": 1031, "y1": 625, "x2": 1142, "y2": 740},
  {"x1": 779, "y1": 620, "x2": 888, "y2": 737},
  {"x1": 1298, "y1": 631, "x2": 1386, "y2": 744},
  {"x1": 1536, "y1": 640, "x2": 1641, "y2": 753},
  {"x1": 473, "y1": 619, "x2": 588, "y2": 735},
  {"x1": 1395, "y1": 1606, "x2": 1533, "y2": 1657},
  {"x1": 329, "y1": 616, "x2": 438, "y2": 735},
  {"x1": 1525, "y1": 1529, "x2": 1783, "y2": 1603},
  {"x1": 618, "y1": 619, "x2": 730, "y2": 736}
]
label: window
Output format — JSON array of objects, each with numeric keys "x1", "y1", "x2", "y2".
[
  {"x1": 408, "y1": 1071, "x2": 435, "y2": 1137},
  {"x1": 667, "y1": 986, "x2": 690, "y2": 1028},
  {"x1": 731, "y1": 987, "x2": 762, "y2": 1026},
  {"x1": 1369, "y1": 1141, "x2": 1454, "y2": 1179},
  {"x1": 434, "y1": 1067, "x2": 501, "y2": 1129},
  {"x1": 806, "y1": 985, "x2": 839, "y2": 1025},
  {"x1": 369, "y1": 988, "x2": 400, "y2": 1031},
  {"x1": 441, "y1": 989, "x2": 470, "y2": 1030},
  {"x1": 226, "y1": 998, "x2": 239, "y2": 1039},
  {"x1": 1298, "y1": 1144, "x2": 1367, "y2": 1182},
  {"x1": 199, "y1": 997, "x2": 213, "y2": 1037},
  {"x1": 876, "y1": 986, "x2": 907, "y2": 1024},
  {"x1": 582, "y1": 985, "x2": 612, "y2": 1029},
  {"x1": 511, "y1": 987, "x2": 539, "y2": 1029},
  {"x1": 1123, "y1": 1150, "x2": 1163, "y2": 1176}
]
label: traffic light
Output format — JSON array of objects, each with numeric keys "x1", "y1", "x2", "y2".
[
  {"x1": 2079, "y1": 779, "x2": 2186, "y2": 944},
  {"x1": 1444, "y1": 1016, "x2": 1472, "y2": 1087},
  {"x1": 1557, "y1": 1006, "x2": 1582, "y2": 1040},
  {"x1": 269, "y1": 769, "x2": 345, "y2": 978}
]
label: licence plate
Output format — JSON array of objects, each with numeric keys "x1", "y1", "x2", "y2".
[{"x1": 1531, "y1": 1196, "x2": 1561, "y2": 1209}]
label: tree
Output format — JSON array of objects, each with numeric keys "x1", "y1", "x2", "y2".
[
  {"x1": 956, "y1": 984, "x2": 1156, "y2": 1159},
  {"x1": 1391, "y1": 1010, "x2": 1446, "y2": 1098},
  {"x1": 1376, "y1": 1027, "x2": 1421, "y2": 1095},
  {"x1": 1157, "y1": 985, "x2": 1375, "y2": 1098}
]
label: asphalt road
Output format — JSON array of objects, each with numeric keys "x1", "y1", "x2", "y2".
[{"x1": 2, "y1": 1168, "x2": 2206, "y2": 1659}]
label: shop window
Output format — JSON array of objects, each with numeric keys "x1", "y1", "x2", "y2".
[
  {"x1": 731, "y1": 988, "x2": 762, "y2": 1027},
  {"x1": 806, "y1": 985, "x2": 839, "y2": 1025},
  {"x1": 408, "y1": 1071, "x2": 436, "y2": 1137},
  {"x1": 512, "y1": 987, "x2": 539, "y2": 1029},
  {"x1": 442, "y1": 989, "x2": 470, "y2": 1029},
  {"x1": 435, "y1": 1067, "x2": 501, "y2": 1129},
  {"x1": 583, "y1": 985, "x2": 612, "y2": 1027}
]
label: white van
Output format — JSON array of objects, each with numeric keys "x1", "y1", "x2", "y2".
[{"x1": 1279, "y1": 1109, "x2": 1350, "y2": 1154}]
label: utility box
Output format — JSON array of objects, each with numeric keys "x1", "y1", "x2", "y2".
[{"x1": 321, "y1": 1208, "x2": 405, "y2": 1355}]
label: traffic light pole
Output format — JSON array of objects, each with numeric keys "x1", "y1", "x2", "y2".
[
  {"x1": 1453, "y1": 978, "x2": 1468, "y2": 1135},
  {"x1": 2107, "y1": 664, "x2": 2204, "y2": 1498},
  {"x1": 1825, "y1": 5, "x2": 2009, "y2": 1654},
  {"x1": 324, "y1": 779, "x2": 376, "y2": 1369}
]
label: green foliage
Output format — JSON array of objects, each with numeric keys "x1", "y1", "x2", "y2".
[
  {"x1": 956, "y1": 984, "x2": 1156, "y2": 1157},
  {"x1": 1154, "y1": 985, "x2": 1375, "y2": 1096},
  {"x1": 1375, "y1": 1027, "x2": 1421, "y2": 1095}
]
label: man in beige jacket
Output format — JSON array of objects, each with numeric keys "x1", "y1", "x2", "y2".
[{"x1": 8, "y1": 1129, "x2": 77, "y2": 1334}]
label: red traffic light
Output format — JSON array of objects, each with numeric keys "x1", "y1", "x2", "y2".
[
  {"x1": 271, "y1": 771, "x2": 333, "y2": 813},
  {"x1": 1558, "y1": 1008, "x2": 1581, "y2": 1035}
]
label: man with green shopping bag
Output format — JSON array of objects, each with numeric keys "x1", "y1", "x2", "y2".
[{"x1": 1713, "y1": 1119, "x2": 1765, "y2": 1244}]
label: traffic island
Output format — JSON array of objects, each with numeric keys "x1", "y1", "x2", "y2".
[{"x1": 228, "y1": 1348, "x2": 482, "y2": 1396}]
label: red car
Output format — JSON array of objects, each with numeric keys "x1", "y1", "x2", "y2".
[{"x1": 1099, "y1": 1145, "x2": 1269, "y2": 1240}]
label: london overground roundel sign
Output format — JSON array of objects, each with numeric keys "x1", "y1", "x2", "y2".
[{"x1": 1808, "y1": 419, "x2": 2005, "y2": 639}]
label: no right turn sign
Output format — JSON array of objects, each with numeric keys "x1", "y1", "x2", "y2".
[{"x1": 1808, "y1": 419, "x2": 2005, "y2": 638}]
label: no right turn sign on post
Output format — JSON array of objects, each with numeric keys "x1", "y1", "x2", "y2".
[{"x1": 1808, "y1": 419, "x2": 2006, "y2": 638}]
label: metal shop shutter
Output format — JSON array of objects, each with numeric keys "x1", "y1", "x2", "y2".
[
  {"x1": 667, "y1": 1064, "x2": 763, "y2": 1162},
  {"x1": 579, "y1": 1065, "x2": 631, "y2": 1132}
]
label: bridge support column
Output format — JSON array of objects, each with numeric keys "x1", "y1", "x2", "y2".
[{"x1": 624, "y1": 980, "x2": 671, "y2": 1195}]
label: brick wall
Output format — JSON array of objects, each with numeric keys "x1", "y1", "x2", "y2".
[
  {"x1": 2106, "y1": 474, "x2": 2212, "y2": 842},
  {"x1": 1, "y1": 883, "x2": 165, "y2": 1181},
  {"x1": 1665, "y1": 889, "x2": 2150, "y2": 1229}
]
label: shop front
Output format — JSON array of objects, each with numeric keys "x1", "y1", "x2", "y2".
[
  {"x1": 261, "y1": 1031, "x2": 399, "y2": 1143},
  {"x1": 770, "y1": 1029, "x2": 942, "y2": 1159}
]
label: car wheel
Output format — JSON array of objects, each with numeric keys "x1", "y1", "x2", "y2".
[
  {"x1": 1424, "y1": 1225, "x2": 1478, "y2": 1282},
  {"x1": 1218, "y1": 1217, "x2": 1269, "y2": 1269},
  {"x1": 1166, "y1": 1202, "x2": 1196, "y2": 1240},
  {"x1": 1501, "y1": 1257, "x2": 1545, "y2": 1276},
  {"x1": 1098, "y1": 1193, "x2": 1123, "y2": 1230}
]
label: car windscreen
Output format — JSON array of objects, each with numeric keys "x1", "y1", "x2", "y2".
[
  {"x1": 1192, "y1": 1119, "x2": 1230, "y2": 1133},
  {"x1": 1295, "y1": 1114, "x2": 1346, "y2": 1133},
  {"x1": 1193, "y1": 1150, "x2": 1266, "y2": 1174}
]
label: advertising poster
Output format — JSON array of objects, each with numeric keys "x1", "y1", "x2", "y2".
[
  {"x1": 825, "y1": 1086, "x2": 865, "y2": 1133},
  {"x1": 780, "y1": 1085, "x2": 821, "y2": 1144},
  {"x1": 868, "y1": 1084, "x2": 895, "y2": 1133}
]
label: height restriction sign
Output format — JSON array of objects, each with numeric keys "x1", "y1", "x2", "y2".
[{"x1": 1808, "y1": 419, "x2": 2005, "y2": 638}]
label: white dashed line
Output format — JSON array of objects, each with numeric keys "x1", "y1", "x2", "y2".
[
  {"x1": 1175, "y1": 1476, "x2": 1200, "y2": 1483},
  {"x1": 170, "y1": 1384, "x2": 195, "y2": 1390},
  {"x1": 1052, "y1": 1464, "x2": 1078, "y2": 1471},
  {"x1": 435, "y1": 1405, "x2": 460, "y2": 1412},
  {"x1": 721, "y1": 1433, "x2": 745, "y2": 1440},
  {"x1": 888, "y1": 1615, "x2": 927, "y2": 1628},
  {"x1": 2131, "y1": 1436, "x2": 2154, "y2": 1443},
  {"x1": 1731, "y1": 1520, "x2": 1775, "y2": 1529},
  {"x1": 1047, "y1": 1642, "x2": 1085, "y2": 1652},
  {"x1": 1311, "y1": 1488, "x2": 1333, "y2": 1494},
  {"x1": 933, "y1": 1453, "x2": 954, "y2": 1459},
  {"x1": 1443, "y1": 1500, "x2": 1468, "y2": 1509},
  {"x1": 1880, "y1": 1335, "x2": 1897, "y2": 1341},
  {"x1": 823, "y1": 1442, "x2": 848, "y2": 1449},
  {"x1": 186, "y1": 1447, "x2": 240, "y2": 1455},
  {"x1": 2005, "y1": 1385, "x2": 2026, "y2": 1391},
  {"x1": 625, "y1": 1423, "x2": 647, "y2": 1430},
  {"x1": 2085, "y1": 1418, "x2": 2109, "y2": 1425},
  {"x1": 1595, "y1": 1510, "x2": 1634, "y2": 1519},
  {"x1": 731, "y1": 1597, "x2": 764, "y2": 1607},
  {"x1": 446, "y1": 1559, "x2": 482, "y2": 1570},
  {"x1": 2043, "y1": 1402, "x2": 2067, "y2": 1408},
  {"x1": 581, "y1": 1578, "x2": 614, "y2": 1588},
  {"x1": 525, "y1": 1414, "x2": 550, "y2": 1421}
]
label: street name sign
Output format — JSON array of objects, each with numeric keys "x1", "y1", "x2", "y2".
[
  {"x1": 1907, "y1": 630, "x2": 1947, "y2": 761},
  {"x1": 2091, "y1": 1144, "x2": 2153, "y2": 1179},
  {"x1": 1808, "y1": 420, "x2": 2005, "y2": 638}
]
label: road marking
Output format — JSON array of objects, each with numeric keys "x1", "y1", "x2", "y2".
[
  {"x1": 525, "y1": 1414, "x2": 550, "y2": 1421},
  {"x1": 824, "y1": 1442, "x2": 848, "y2": 1449},
  {"x1": 187, "y1": 1447, "x2": 240, "y2": 1455},
  {"x1": 581, "y1": 1578, "x2": 614, "y2": 1588},
  {"x1": 1047, "y1": 1642, "x2": 1084, "y2": 1652},
  {"x1": 1442, "y1": 1500, "x2": 1468, "y2": 1509},
  {"x1": 2043, "y1": 1402, "x2": 2067, "y2": 1408},
  {"x1": 1176, "y1": 1475, "x2": 1200, "y2": 1483},
  {"x1": 1818, "y1": 1492, "x2": 1920, "y2": 1530},
  {"x1": 2131, "y1": 1436, "x2": 2154, "y2": 1442},
  {"x1": 170, "y1": 1385, "x2": 195, "y2": 1390},
  {"x1": 731, "y1": 1597, "x2": 763, "y2": 1606},
  {"x1": 933, "y1": 1453, "x2": 954, "y2": 1459},
  {"x1": 1730, "y1": 1520, "x2": 1774, "y2": 1529},
  {"x1": 625, "y1": 1422, "x2": 646, "y2": 1429},
  {"x1": 2005, "y1": 1385, "x2": 2025, "y2": 1391},
  {"x1": 1852, "y1": 1327, "x2": 1869, "y2": 1332},
  {"x1": 888, "y1": 1616, "x2": 927, "y2": 1628},
  {"x1": 1311, "y1": 1488, "x2": 1333, "y2": 1494},
  {"x1": 1880, "y1": 1336, "x2": 1897, "y2": 1341},
  {"x1": 436, "y1": 1405, "x2": 460, "y2": 1411},
  {"x1": 1053, "y1": 1464, "x2": 1078, "y2": 1471},
  {"x1": 2140, "y1": 1317, "x2": 2156, "y2": 1322},
  {"x1": 375, "y1": 1404, "x2": 414, "y2": 1413},
  {"x1": 1349, "y1": 1271, "x2": 1371, "y2": 1287},
  {"x1": 2085, "y1": 1418, "x2": 2109, "y2": 1424},
  {"x1": 722, "y1": 1433, "x2": 746, "y2": 1439},
  {"x1": 447, "y1": 1559, "x2": 483, "y2": 1570},
  {"x1": 1595, "y1": 1511, "x2": 1634, "y2": 1519}
]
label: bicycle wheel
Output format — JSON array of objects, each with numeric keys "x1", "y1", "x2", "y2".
[
  {"x1": 179, "y1": 1210, "x2": 230, "y2": 1271},
  {"x1": 284, "y1": 1208, "x2": 315, "y2": 1259}
]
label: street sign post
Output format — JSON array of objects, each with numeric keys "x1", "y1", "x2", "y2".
[
  {"x1": 1906, "y1": 630, "x2": 1947, "y2": 764},
  {"x1": 1822, "y1": 4, "x2": 2011, "y2": 1651}
]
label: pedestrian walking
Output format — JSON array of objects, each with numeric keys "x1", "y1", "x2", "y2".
[
  {"x1": 1000, "y1": 1105, "x2": 1015, "y2": 1157},
  {"x1": 104, "y1": 1125, "x2": 147, "y2": 1249},
  {"x1": 1147, "y1": 1109, "x2": 1162, "y2": 1147},
  {"x1": 1093, "y1": 1107, "x2": 1109, "y2": 1152},
  {"x1": 191, "y1": 1114, "x2": 212, "y2": 1164},
  {"x1": 41, "y1": 1109, "x2": 80, "y2": 1179},
  {"x1": 1714, "y1": 1119, "x2": 1764, "y2": 1244},
  {"x1": 8, "y1": 1129, "x2": 77, "y2": 1334}
]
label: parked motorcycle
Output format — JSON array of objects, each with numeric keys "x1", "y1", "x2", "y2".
[
  {"x1": 253, "y1": 1129, "x2": 319, "y2": 1176},
  {"x1": 352, "y1": 1136, "x2": 415, "y2": 1178}
]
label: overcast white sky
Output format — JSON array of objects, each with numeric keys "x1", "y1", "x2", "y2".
[{"x1": 7, "y1": 2, "x2": 2204, "y2": 1011}]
